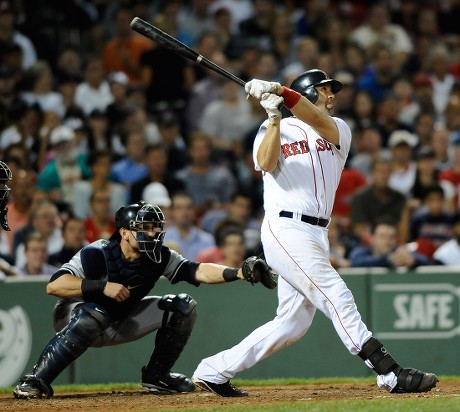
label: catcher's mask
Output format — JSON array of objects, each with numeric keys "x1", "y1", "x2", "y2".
[
  {"x1": 113, "y1": 201, "x2": 166, "y2": 263},
  {"x1": 0, "y1": 161, "x2": 12, "y2": 231},
  {"x1": 290, "y1": 69, "x2": 342, "y2": 104}
]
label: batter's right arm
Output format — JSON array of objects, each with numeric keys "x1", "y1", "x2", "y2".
[{"x1": 256, "y1": 94, "x2": 284, "y2": 172}]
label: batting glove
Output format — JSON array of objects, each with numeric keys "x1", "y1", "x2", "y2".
[
  {"x1": 245, "y1": 79, "x2": 281, "y2": 100},
  {"x1": 261, "y1": 93, "x2": 284, "y2": 123}
]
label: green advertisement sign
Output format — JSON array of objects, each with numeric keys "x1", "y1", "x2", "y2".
[{"x1": 370, "y1": 273, "x2": 460, "y2": 375}]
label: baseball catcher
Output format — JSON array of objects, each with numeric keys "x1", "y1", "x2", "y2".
[
  {"x1": 13, "y1": 201, "x2": 276, "y2": 399},
  {"x1": 0, "y1": 161, "x2": 12, "y2": 231}
]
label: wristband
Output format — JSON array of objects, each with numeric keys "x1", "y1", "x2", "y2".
[
  {"x1": 281, "y1": 86, "x2": 301, "y2": 110},
  {"x1": 81, "y1": 279, "x2": 107, "y2": 300},
  {"x1": 223, "y1": 268, "x2": 239, "y2": 282}
]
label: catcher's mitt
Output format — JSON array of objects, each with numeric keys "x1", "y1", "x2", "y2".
[{"x1": 242, "y1": 256, "x2": 278, "y2": 289}]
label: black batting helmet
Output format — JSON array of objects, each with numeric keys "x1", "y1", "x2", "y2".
[
  {"x1": 112, "y1": 201, "x2": 166, "y2": 263},
  {"x1": 290, "y1": 69, "x2": 342, "y2": 103},
  {"x1": 0, "y1": 161, "x2": 12, "y2": 231}
]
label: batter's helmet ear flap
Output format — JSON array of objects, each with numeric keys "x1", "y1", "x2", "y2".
[{"x1": 290, "y1": 69, "x2": 342, "y2": 103}]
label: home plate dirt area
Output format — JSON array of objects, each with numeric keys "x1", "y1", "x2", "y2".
[{"x1": 2, "y1": 380, "x2": 459, "y2": 411}]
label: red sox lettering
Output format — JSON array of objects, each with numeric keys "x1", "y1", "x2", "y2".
[{"x1": 281, "y1": 138, "x2": 334, "y2": 159}]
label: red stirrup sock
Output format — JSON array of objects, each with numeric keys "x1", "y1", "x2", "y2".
[{"x1": 281, "y1": 86, "x2": 301, "y2": 109}]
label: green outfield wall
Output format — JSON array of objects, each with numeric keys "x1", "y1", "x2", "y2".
[{"x1": 1, "y1": 268, "x2": 459, "y2": 387}]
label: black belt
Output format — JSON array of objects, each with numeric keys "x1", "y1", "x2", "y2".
[{"x1": 279, "y1": 211, "x2": 329, "y2": 227}]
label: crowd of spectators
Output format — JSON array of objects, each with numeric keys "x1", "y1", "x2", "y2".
[{"x1": 1, "y1": 0, "x2": 460, "y2": 278}]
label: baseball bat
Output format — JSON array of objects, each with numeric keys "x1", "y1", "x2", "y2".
[{"x1": 130, "y1": 17, "x2": 246, "y2": 87}]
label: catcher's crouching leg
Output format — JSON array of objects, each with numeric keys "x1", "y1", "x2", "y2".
[
  {"x1": 142, "y1": 293, "x2": 197, "y2": 393},
  {"x1": 13, "y1": 303, "x2": 110, "y2": 399},
  {"x1": 358, "y1": 337, "x2": 438, "y2": 393}
]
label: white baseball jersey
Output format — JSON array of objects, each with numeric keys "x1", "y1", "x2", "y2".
[{"x1": 253, "y1": 116, "x2": 352, "y2": 219}]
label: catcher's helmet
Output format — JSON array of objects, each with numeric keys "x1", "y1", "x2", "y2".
[
  {"x1": 290, "y1": 69, "x2": 342, "y2": 103},
  {"x1": 113, "y1": 201, "x2": 166, "y2": 263},
  {"x1": 0, "y1": 161, "x2": 12, "y2": 231}
]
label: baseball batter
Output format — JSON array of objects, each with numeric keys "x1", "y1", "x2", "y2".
[
  {"x1": 192, "y1": 70, "x2": 438, "y2": 397},
  {"x1": 13, "y1": 201, "x2": 275, "y2": 399}
]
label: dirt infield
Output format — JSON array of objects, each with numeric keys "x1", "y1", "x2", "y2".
[{"x1": 1, "y1": 380, "x2": 459, "y2": 411}]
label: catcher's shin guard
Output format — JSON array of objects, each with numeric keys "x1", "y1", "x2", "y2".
[
  {"x1": 145, "y1": 293, "x2": 197, "y2": 376},
  {"x1": 358, "y1": 337, "x2": 399, "y2": 375},
  {"x1": 31, "y1": 303, "x2": 110, "y2": 384}
]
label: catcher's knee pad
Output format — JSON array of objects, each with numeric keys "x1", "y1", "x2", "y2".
[
  {"x1": 158, "y1": 293, "x2": 197, "y2": 335},
  {"x1": 358, "y1": 337, "x2": 399, "y2": 375},
  {"x1": 31, "y1": 303, "x2": 110, "y2": 384},
  {"x1": 63, "y1": 303, "x2": 110, "y2": 348}
]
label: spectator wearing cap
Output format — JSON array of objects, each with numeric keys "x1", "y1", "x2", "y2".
[
  {"x1": 36, "y1": 125, "x2": 91, "y2": 205},
  {"x1": 102, "y1": 5, "x2": 152, "y2": 84},
  {"x1": 433, "y1": 213, "x2": 460, "y2": 266},
  {"x1": 0, "y1": 0, "x2": 37, "y2": 70},
  {"x1": 387, "y1": 130, "x2": 418, "y2": 197}
]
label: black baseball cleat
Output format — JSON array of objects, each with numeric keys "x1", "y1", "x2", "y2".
[
  {"x1": 141, "y1": 367, "x2": 195, "y2": 393},
  {"x1": 192, "y1": 376, "x2": 248, "y2": 397},
  {"x1": 13, "y1": 375, "x2": 54, "y2": 399},
  {"x1": 391, "y1": 368, "x2": 439, "y2": 393}
]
